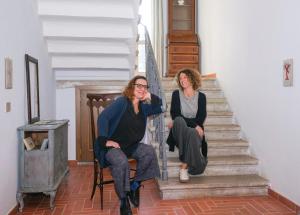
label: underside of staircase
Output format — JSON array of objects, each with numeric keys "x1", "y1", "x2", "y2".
[
  {"x1": 156, "y1": 77, "x2": 269, "y2": 200},
  {"x1": 37, "y1": 0, "x2": 140, "y2": 81}
]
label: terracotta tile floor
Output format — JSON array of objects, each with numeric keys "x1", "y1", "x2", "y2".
[{"x1": 12, "y1": 165, "x2": 297, "y2": 215}]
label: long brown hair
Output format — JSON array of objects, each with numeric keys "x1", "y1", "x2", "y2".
[
  {"x1": 176, "y1": 68, "x2": 201, "y2": 91},
  {"x1": 123, "y1": 75, "x2": 148, "y2": 100}
]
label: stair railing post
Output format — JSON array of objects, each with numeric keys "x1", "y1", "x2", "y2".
[{"x1": 143, "y1": 25, "x2": 168, "y2": 181}]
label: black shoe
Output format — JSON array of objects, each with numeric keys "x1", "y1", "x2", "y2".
[
  {"x1": 120, "y1": 197, "x2": 132, "y2": 215},
  {"x1": 128, "y1": 186, "x2": 140, "y2": 208}
]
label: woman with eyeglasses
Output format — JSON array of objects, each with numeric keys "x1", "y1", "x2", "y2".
[
  {"x1": 95, "y1": 75, "x2": 162, "y2": 215},
  {"x1": 167, "y1": 68, "x2": 208, "y2": 183}
]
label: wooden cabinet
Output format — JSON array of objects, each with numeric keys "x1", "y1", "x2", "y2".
[
  {"x1": 16, "y1": 120, "x2": 69, "y2": 211},
  {"x1": 167, "y1": 0, "x2": 200, "y2": 77}
]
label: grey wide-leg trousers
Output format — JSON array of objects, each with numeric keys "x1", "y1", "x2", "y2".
[
  {"x1": 105, "y1": 143, "x2": 160, "y2": 199},
  {"x1": 172, "y1": 116, "x2": 207, "y2": 175}
]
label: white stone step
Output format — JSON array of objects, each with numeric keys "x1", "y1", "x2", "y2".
[
  {"x1": 165, "y1": 110, "x2": 233, "y2": 119},
  {"x1": 157, "y1": 174, "x2": 268, "y2": 200},
  {"x1": 162, "y1": 77, "x2": 218, "y2": 89},
  {"x1": 205, "y1": 124, "x2": 241, "y2": 140},
  {"x1": 164, "y1": 87, "x2": 223, "y2": 95},
  {"x1": 162, "y1": 124, "x2": 241, "y2": 141},
  {"x1": 209, "y1": 101, "x2": 231, "y2": 112},
  {"x1": 165, "y1": 92, "x2": 227, "y2": 103},
  {"x1": 165, "y1": 103, "x2": 230, "y2": 113},
  {"x1": 205, "y1": 114, "x2": 235, "y2": 125},
  {"x1": 165, "y1": 89, "x2": 225, "y2": 100},
  {"x1": 163, "y1": 139, "x2": 249, "y2": 157},
  {"x1": 207, "y1": 139, "x2": 249, "y2": 156},
  {"x1": 164, "y1": 113, "x2": 234, "y2": 125},
  {"x1": 166, "y1": 100, "x2": 230, "y2": 112},
  {"x1": 163, "y1": 155, "x2": 258, "y2": 177},
  {"x1": 202, "y1": 89, "x2": 225, "y2": 99},
  {"x1": 163, "y1": 85, "x2": 221, "y2": 91},
  {"x1": 207, "y1": 111, "x2": 233, "y2": 116}
]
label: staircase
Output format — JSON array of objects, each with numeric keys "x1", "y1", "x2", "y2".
[
  {"x1": 37, "y1": 0, "x2": 140, "y2": 81},
  {"x1": 156, "y1": 77, "x2": 269, "y2": 200}
]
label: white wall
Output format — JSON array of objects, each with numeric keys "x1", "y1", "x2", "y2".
[
  {"x1": 56, "y1": 88, "x2": 76, "y2": 160},
  {"x1": 0, "y1": 0, "x2": 54, "y2": 214},
  {"x1": 199, "y1": 0, "x2": 300, "y2": 205}
]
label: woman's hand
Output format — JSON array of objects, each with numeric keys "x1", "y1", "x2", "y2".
[
  {"x1": 168, "y1": 121, "x2": 173, "y2": 129},
  {"x1": 140, "y1": 91, "x2": 151, "y2": 102},
  {"x1": 195, "y1": 126, "x2": 204, "y2": 138},
  {"x1": 106, "y1": 140, "x2": 120, "y2": 148}
]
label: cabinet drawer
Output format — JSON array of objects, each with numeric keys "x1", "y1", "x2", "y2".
[
  {"x1": 169, "y1": 63, "x2": 198, "y2": 71},
  {"x1": 169, "y1": 46, "x2": 198, "y2": 54},
  {"x1": 169, "y1": 54, "x2": 198, "y2": 64},
  {"x1": 168, "y1": 64, "x2": 198, "y2": 75}
]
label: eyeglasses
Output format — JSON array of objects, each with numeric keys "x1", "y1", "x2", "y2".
[{"x1": 134, "y1": 83, "x2": 149, "y2": 90}]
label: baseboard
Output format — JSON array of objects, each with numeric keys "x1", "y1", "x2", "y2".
[
  {"x1": 268, "y1": 188, "x2": 300, "y2": 214},
  {"x1": 8, "y1": 204, "x2": 18, "y2": 215}
]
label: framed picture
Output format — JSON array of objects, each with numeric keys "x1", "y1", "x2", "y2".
[
  {"x1": 283, "y1": 58, "x2": 293, "y2": 87},
  {"x1": 25, "y1": 54, "x2": 40, "y2": 124},
  {"x1": 5, "y1": 57, "x2": 13, "y2": 89}
]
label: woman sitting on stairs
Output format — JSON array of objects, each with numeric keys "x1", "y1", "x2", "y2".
[
  {"x1": 167, "y1": 68, "x2": 208, "y2": 182},
  {"x1": 95, "y1": 75, "x2": 163, "y2": 215}
]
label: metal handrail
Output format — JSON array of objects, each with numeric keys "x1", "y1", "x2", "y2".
[{"x1": 143, "y1": 26, "x2": 168, "y2": 180}]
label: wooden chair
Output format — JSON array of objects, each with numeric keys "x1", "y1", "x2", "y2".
[{"x1": 87, "y1": 93, "x2": 136, "y2": 209}]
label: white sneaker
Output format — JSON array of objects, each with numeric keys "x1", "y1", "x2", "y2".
[{"x1": 179, "y1": 169, "x2": 190, "y2": 183}]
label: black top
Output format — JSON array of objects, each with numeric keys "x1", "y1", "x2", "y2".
[
  {"x1": 109, "y1": 101, "x2": 145, "y2": 156},
  {"x1": 167, "y1": 90, "x2": 207, "y2": 152}
]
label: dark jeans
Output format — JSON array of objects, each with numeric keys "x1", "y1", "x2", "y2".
[{"x1": 105, "y1": 143, "x2": 160, "y2": 199}]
